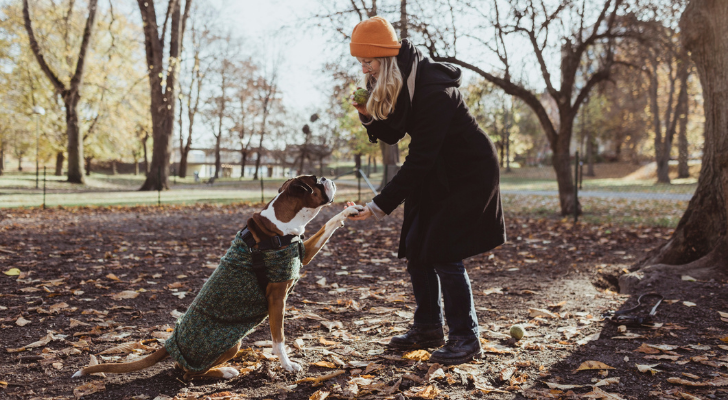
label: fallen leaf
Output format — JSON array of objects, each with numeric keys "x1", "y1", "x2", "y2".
[
  {"x1": 3, "y1": 268, "x2": 20, "y2": 276},
  {"x1": 582, "y1": 386, "x2": 627, "y2": 400},
  {"x1": 681, "y1": 275, "x2": 697, "y2": 282},
  {"x1": 73, "y1": 381, "x2": 105, "y2": 398},
  {"x1": 312, "y1": 361, "x2": 337, "y2": 368},
  {"x1": 683, "y1": 301, "x2": 697, "y2": 307},
  {"x1": 403, "y1": 384, "x2": 440, "y2": 399},
  {"x1": 111, "y1": 291, "x2": 139, "y2": 300},
  {"x1": 595, "y1": 377, "x2": 620, "y2": 386},
  {"x1": 308, "y1": 389, "x2": 330, "y2": 400},
  {"x1": 403, "y1": 349, "x2": 430, "y2": 361},
  {"x1": 544, "y1": 382, "x2": 583, "y2": 390},
  {"x1": 573, "y1": 361, "x2": 615, "y2": 373},
  {"x1": 528, "y1": 308, "x2": 560, "y2": 318},
  {"x1": 15, "y1": 316, "x2": 31, "y2": 327},
  {"x1": 634, "y1": 343, "x2": 661, "y2": 354},
  {"x1": 636, "y1": 363, "x2": 661, "y2": 375}
]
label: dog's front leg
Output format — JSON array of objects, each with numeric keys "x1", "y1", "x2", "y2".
[
  {"x1": 266, "y1": 279, "x2": 300, "y2": 372},
  {"x1": 301, "y1": 206, "x2": 363, "y2": 265}
]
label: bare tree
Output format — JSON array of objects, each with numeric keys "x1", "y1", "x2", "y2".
[
  {"x1": 252, "y1": 66, "x2": 279, "y2": 180},
  {"x1": 622, "y1": 0, "x2": 728, "y2": 291},
  {"x1": 22, "y1": 0, "x2": 98, "y2": 184},
  {"x1": 178, "y1": 3, "x2": 214, "y2": 178},
  {"x1": 417, "y1": 0, "x2": 627, "y2": 215},
  {"x1": 137, "y1": 0, "x2": 192, "y2": 190}
]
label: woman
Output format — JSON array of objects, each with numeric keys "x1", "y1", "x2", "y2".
[{"x1": 347, "y1": 16, "x2": 506, "y2": 365}]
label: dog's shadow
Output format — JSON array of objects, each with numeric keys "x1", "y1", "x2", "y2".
[{"x1": 79, "y1": 359, "x2": 298, "y2": 399}]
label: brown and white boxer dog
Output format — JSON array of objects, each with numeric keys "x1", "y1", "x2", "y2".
[{"x1": 73, "y1": 175, "x2": 362, "y2": 380}]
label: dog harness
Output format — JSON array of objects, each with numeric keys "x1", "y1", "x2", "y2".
[
  {"x1": 240, "y1": 226, "x2": 304, "y2": 291},
  {"x1": 164, "y1": 230, "x2": 305, "y2": 372}
]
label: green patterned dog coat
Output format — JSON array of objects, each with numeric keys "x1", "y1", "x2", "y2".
[{"x1": 164, "y1": 230, "x2": 304, "y2": 372}]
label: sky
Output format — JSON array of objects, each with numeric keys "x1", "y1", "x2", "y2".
[{"x1": 207, "y1": 0, "x2": 341, "y2": 116}]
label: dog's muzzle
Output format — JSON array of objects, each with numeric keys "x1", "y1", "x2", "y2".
[{"x1": 320, "y1": 177, "x2": 336, "y2": 204}]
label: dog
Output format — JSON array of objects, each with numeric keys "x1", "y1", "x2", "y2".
[{"x1": 73, "y1": 175, "x2": 362, "y2": 380}]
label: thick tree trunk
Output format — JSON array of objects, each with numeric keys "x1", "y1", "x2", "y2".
[
  {"x1": 137, "y1": 0, "x2": 190, "y2": 191},
  {"x1": 0, "y1": 140, "x2": 4, "y2": 176},
  {"x1": 643, "y1": 0, "x2": 728, "y2": 267},
  {"x1": 552, "y1": 116, "x2": 578, "y2": 216},
  {"x1": 55, "y1": 151, "x2": 64, "y2": 176},
  {"x1": 65, "y1": 100, "x2": 84, "y2": 183}
]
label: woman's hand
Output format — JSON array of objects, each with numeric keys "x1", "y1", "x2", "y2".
[
  {"x1": 350, "y1": 90, "x2": 370, "y2": 119},
  {"x1": 345, "y1": 201, "x2": 372, "y2": 221}
]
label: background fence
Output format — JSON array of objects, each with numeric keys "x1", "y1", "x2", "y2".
[{"x1": 0, "y1": 159, "x2": 696, "y2": 229}]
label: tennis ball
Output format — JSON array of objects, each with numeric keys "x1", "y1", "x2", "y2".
[
  {"x1": 509, "y1": 324, "x2": 526, "y2": 340},
  {"x1": 353, "y1": 88, "x2": 369, "y2": 105}
]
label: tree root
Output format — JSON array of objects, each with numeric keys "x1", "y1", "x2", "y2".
[{"x1": 619, "y1": 241, "x2": 727, "y2": 294}]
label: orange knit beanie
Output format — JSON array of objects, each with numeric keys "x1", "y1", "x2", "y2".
[{"x1": 350, "y1": 16, "x2": 401, "y2": 58}]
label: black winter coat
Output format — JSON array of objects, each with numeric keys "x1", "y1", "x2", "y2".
[{"x1": 365, "y1": 40, "x2": 506, "y2": 263}]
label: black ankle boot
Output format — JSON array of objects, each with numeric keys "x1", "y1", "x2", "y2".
[
  {"x1": 387, "y1": 326, "x2": 445, "y2": 350},
  {"x1": 428, "y1": 337, "x2": 482, "y2": 365}
]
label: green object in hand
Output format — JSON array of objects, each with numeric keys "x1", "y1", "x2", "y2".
[
  {"x1": 509, "y1": 324, "x2": 525, "y2": 340},
  {"x1": 353, "y1": 88, "x2": 369, "y2": 105}
]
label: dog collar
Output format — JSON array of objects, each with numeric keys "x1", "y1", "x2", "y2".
[{"x1": 240, "y1": 227, "x2": 303, "y2": 251}]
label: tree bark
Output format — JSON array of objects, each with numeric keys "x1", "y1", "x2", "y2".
[
  {"x1": 137, "y1": 0, "x2": 192, "y2": 191},
  {"x1": 643, "y1": 0, "x2": 728, "y2": 267},
  {"x1": 141, "y1": 132, "x2": 150, "y2": 176},
  {"x1": 55, "y1": 152, "x2": 64, "y2": 176},
  {"x1": 0, "y1": 139, "x2": 4, "y2": 176},
  {"x1": 85, "y1": 157, "x2": 92, "y2": 176},
  {"x1": 22, "y1": 0, "x2": 98, "y2": 184},
  {"x1": 677, "y1": 51, "x2": 691, "y2": 179}
]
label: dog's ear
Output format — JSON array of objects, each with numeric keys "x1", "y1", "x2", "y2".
[
  {"x1": 279, "y1": 179, "x2": 293, "y2": 193},
  {"x1": 290, "y1": 180, "x2": 313, "y2": 195}
]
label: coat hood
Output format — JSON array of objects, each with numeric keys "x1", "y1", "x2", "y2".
[{"x1": 367, "y1": 39, "x2": 462, "y2": 144}]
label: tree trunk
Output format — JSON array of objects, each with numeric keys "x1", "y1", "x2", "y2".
[
  {"x1": 241, "y1": 150, "x2": 247, "y2": 178},
  {"x1": 378, "y1": 141, "x2": 400, "y2": 189},
  {"x1": 142, "y1": 132, "x2": 149, "y2": 176},
  {"x1": 137, "y1": 0, "x2": 191, "y2": 191},
  {"x1": 214, "y1": 134, "x2": 221, "y2": 178},
  {"x1": 55, "y1": 151, "x2": 64, "y2": 176},
  {"x1": 65, "y1": 96, "x2": 85, "y2": 183},
  {"x1": 586, "y1": 132, "x2": 596, "y2": 177},
  {"x1": 0, "y1": 140, "x2": 4, "y2": 176},
  {"x1": 23, "y1": 0, "x2": 97, "y2": 185},
  {"x1": 134, "y1": 160, "x2": 139, "y2": 175},
  {"x1": 85, "y1": 157, "x2": 92, "y2": 176},
  {"x1": 643, "y1": 0, "x2": 728, "y2": 267},
  {"x1": 18, "y1": 155, "x2": 22, "y2": 171},
  {"x1": 111, "y1": 159, "x2": 117, "y2": 175},
  {"x1": 553, "y1": 118, "x2": 578, "y2": 216},
  {"x1": 179, "y1": 146, "x2": 189, "y2": 178},
  {"x1": 677, "y1": 52, "x2": 691, "y2": 179}
]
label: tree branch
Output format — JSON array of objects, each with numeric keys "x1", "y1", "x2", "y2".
[
  {"x1": 69, "y1": 0, "x2": 99, "y2": 93},
  {"x1": 431, "y1": 54, "x2": 557, "y2": 144},
  {"x1": 22, "y1": 0, "x2": 66, "y2": 93}
]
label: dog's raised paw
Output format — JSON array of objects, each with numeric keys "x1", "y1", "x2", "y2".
[{"x1": 218, "y1": 367, "x2": 240, "y2": 379}]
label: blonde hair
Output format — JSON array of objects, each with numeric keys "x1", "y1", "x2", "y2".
[{"x1": 363, "y1": 56, "x2": 403, "y2": 120}]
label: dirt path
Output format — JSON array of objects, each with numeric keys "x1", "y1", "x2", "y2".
[{"x1": 1, "y1": 204, "x2": 726, "y2": 399}]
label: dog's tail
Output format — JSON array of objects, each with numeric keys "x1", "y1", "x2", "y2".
[{"x1": 72, "y1": 347, "x2": 169, "y2": 377}]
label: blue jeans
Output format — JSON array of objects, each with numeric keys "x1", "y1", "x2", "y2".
[{"x1": 406, "y1": 259, "x2": 480, "y2": 339}]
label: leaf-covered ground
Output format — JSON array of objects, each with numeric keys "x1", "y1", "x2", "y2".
[{"x1": 1, "y1": 203, "x2": 727, "y2": 400}]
